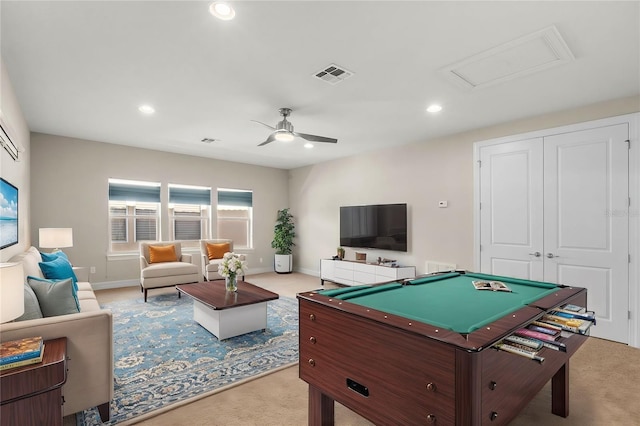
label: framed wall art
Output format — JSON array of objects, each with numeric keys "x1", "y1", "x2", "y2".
[{"x1": 0, "y1": 177, "x2": 18, "y2": 249}]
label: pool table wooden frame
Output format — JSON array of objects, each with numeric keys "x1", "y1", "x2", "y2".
[{"x1": 297, "y1": 278, "x2": 588, "y2": 426}]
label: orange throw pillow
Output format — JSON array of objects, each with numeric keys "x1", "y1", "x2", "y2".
[
  {"x1": 206, "y1": 242, "x2": 230, "y2": 260},
  {"x1": 149, "y1": 245, "x2": 178, "y2": 263}
]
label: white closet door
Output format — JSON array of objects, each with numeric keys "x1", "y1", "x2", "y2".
[
  {"x1": 479, "y1": 138, "x2": 544, "y2": 280},
  {"x1": 543, "y1": 124, "x2": 629, "y2": 343}
]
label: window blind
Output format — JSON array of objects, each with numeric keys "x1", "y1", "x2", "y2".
[
  {"x1": 169, "y1": 186, "x2": 211, "y2": 205},
  {"x1": 218, "y1": 189, "x2": 253, "y2": 207},
  {"x1": 109, "y1": 180, "x2": 161, "y2": 202}
]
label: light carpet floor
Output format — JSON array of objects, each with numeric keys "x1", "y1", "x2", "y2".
[{"x1": 70, "y1": 272, "x2": 639, "y2": 425}]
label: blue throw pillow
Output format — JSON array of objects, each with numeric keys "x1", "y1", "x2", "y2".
[
  {"x1": 39, "y1": 256, "x2": 78, "y2": 289},
  {"x1": 40, "y1": 251, "x2": 69, "y2": 263},
  {"x1": 26, "y1": 276, "x2": 80, "y2": 316}
]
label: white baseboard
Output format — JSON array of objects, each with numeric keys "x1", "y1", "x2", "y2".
[
  {"x1": 91, "y1": 266, "x2": 280, "y2": 291},
  {"x1": 92, "y1": 279, "x2": 140, "y2": 291},
  {"x1": 297, "y1": 267, "x2": 319, "y2": 277},
  {"x1": 246, "y1": 266, "x2": 275, "y2": 275}
]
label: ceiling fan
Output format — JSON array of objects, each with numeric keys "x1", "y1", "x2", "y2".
[{"x1": 251, "y1": 108, "x2": 338, "y2": 147}]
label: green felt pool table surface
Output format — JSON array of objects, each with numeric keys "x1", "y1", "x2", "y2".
[{"x1": 319, "y1": 272, "x2": 560, "y2": 334}]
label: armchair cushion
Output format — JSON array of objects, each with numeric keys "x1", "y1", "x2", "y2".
[
  {"x1": 148, "y1": 244, "x2": 178, "y2": 263},
  {"x1": 206, "y1": 242, "x2": 230, "y2": 260}
]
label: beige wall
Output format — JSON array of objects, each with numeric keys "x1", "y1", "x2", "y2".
[
  {"x1": 29, "y1": 134, "x2": 288, "y2": 285},
  {"x1": 0, "y1": 58, "x2": 31, "y2": 262},
  {"x1": 289, "y1": 95, "x2": 640, "y2": 276}
]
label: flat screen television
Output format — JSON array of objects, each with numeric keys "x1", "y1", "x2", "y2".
[{"x1": 340, "y1": 203, "x2": 407, "y2": 252}]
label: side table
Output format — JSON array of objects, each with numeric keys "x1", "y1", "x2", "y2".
[{"x1": 1, "y1": 337, "x2": 68, "y2": 426}]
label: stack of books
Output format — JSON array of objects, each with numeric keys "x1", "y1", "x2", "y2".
[
  {"x1": 494, "y1": 303, "x2": 595, "y2": 362},
  {"x1": 0, "y1": 336, "x2": 45, "y2": 371}
]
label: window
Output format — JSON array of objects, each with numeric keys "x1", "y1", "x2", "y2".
[
  {"x1": 217, "y1": 188, "x2": 253, "y2": 249},
  {"x1": 108, "y1": 179, "x2": 161, "y2": 253},
  {"x1": 169, "y1": 184, "x2": 211, "y2": 248}
]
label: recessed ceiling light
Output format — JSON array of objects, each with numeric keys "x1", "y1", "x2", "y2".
[
  {"x1": 138, "y1": 105, "x2": 155, "y2": 114},
  {"x1": 426, "y1": 104, "x2": 443, "y2": 113},
  {"x1": 210, "y1": 2, "x2": 235, "y2": 20},
  {"x1": 304, "y1": 143, "x2": 314, "y2": 149}
]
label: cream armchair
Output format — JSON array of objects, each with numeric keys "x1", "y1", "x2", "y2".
[
  {"x1": 140, "y1": 242, "x2": 200, "y2": 302},
  {"x1": 200, "y1": 239, "x2": 246, "y2": 281}
]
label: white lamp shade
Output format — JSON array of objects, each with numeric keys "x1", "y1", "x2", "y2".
[
  {"x1": 39, "y1": 228, "x2": 73, "y2": 249},
  {"x1": 0, "y1": 262, "x2": 25, "y2": 323}
]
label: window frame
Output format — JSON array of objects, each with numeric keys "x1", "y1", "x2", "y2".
[
  {"x1": 216, "y1": 188, "x2": 253, "y2": 249},
  {"x1": 108, "y1": 179, "x2": 161, "y2": 254}
]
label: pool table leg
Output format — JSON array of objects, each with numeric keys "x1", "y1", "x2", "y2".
[
  {"x1": 551, "y1": 360, "x2": 570, "y2": 417},
  {"x1": 308, "y1": 384, "x2": 334, "y2": 426}
]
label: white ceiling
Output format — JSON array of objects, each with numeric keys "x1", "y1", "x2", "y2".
[{"x1": 2, "y1": 1, "x2": 639, "y2": 169}]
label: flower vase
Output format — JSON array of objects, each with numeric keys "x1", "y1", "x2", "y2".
[{"x1": 225, "y1": 275, "x2": 238, "y2": 292}]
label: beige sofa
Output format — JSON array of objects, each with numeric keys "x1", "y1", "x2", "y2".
[{"x1": 0, "y1": 247, "x2": 113, "y2": 422}]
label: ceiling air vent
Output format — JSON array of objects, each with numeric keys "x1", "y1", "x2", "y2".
[{"x1": 313, "y1": 63, "x2": 354, "y2": 85}]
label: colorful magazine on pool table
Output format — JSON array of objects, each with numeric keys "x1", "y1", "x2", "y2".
[{"x1": 472, "y1": 280, "x2": 512, "y2": 292}]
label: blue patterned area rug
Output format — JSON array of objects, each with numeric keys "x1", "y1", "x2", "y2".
[{"x1": 77, "y1": 293, "x2": 299, "y2": 425}]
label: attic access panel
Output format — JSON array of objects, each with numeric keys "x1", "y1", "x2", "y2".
[{"x1": 440, "y1": 26, "x2": 575, "y2": 90}]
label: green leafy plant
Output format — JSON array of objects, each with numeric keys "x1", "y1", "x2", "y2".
[{"x1": 272, "y1": 208, "x2": 296, "y2": 255}]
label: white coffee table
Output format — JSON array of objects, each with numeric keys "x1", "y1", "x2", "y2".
[{"x1": 176, "y1": 280, "x2": 279, "y2": 340}]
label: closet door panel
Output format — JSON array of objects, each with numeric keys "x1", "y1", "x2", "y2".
[
  {"x1": 479, "y1": 138, "x2": 544, "y2": 280},
  {"x1": 543, "y1": 124, "x2": 629, "y2": 343}
]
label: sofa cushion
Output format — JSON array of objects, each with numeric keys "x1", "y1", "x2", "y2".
[
  {"x1": 39, "y1": 256, "x2": 78, "y2": 287},
  {"x1": 149, "y1": 244, "x2": 178, "y2": 263},
  {"x1": 27, "y1": 276, "x2": 80, "y2": 317},
  {"x1": 206, "y1": 242, "x2": 230, "y2": 260},
  {"x1": 78, "y1": 297, "x2": 101, "y2": 312},
  {"x1": 15, "y1": 283, "x2": 44, "y2": 321}
]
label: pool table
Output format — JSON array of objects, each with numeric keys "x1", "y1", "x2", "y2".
[{"x1": 297, "y1": 271, "x2": 589, "y2": 426}]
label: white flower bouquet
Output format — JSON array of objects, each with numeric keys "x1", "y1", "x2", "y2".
[{"x1": 217, "y1": 252, "x2": 248, "y2": 278}]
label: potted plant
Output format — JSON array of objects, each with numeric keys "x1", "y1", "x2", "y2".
[{"x1": 272, "y1": 208, "x2": 295, "y2": 273}]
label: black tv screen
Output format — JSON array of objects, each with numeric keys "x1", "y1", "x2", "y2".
[{"x1": 340, "y1": 203, "x2": 407, "y2": 252}]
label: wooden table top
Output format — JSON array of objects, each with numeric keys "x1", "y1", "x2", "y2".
[
  {"x1": 1, "y1": 337, "x2": 67, "y2": 403},
  {"x1": 176, "y1": 281, "x2": 279, "y2": 311}
]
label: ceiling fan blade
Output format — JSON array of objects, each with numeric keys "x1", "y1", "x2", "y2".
[
  {"x1": 258, "y1": 133, "x2": 277, "y2": 146},
  {"x1": 294, "y1": 132, "x2": 338, "y2": 144},
  {"x1": 250, "y1": 120, "x2": 276, "y2": 131}
]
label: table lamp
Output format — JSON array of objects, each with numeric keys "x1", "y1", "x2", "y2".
[
  {"x1": 39, "y1": 228, "x2": 73, "y2": 252},
  {"x1": 0, "y1": 262, "x2": 25, "y2": 323}
]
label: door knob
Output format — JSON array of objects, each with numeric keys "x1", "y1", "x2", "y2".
[
  {"x1": 528, "y1": 252, "x2": 541, "y2": 257},
  {"x1": 546, "y1": 253, "x2": 559, "y2": 258}
]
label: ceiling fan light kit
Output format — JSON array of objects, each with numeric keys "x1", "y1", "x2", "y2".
[
  {"x1": 252, "y1": 108, "x2": 338, "y2": 147},
  {"x1": 274, "y1": 132, "x2": 295, "y2": 142}
]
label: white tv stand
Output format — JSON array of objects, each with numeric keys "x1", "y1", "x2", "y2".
[{"x1": 320, "y1": 259, "x2": 416, "y2": 286}]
